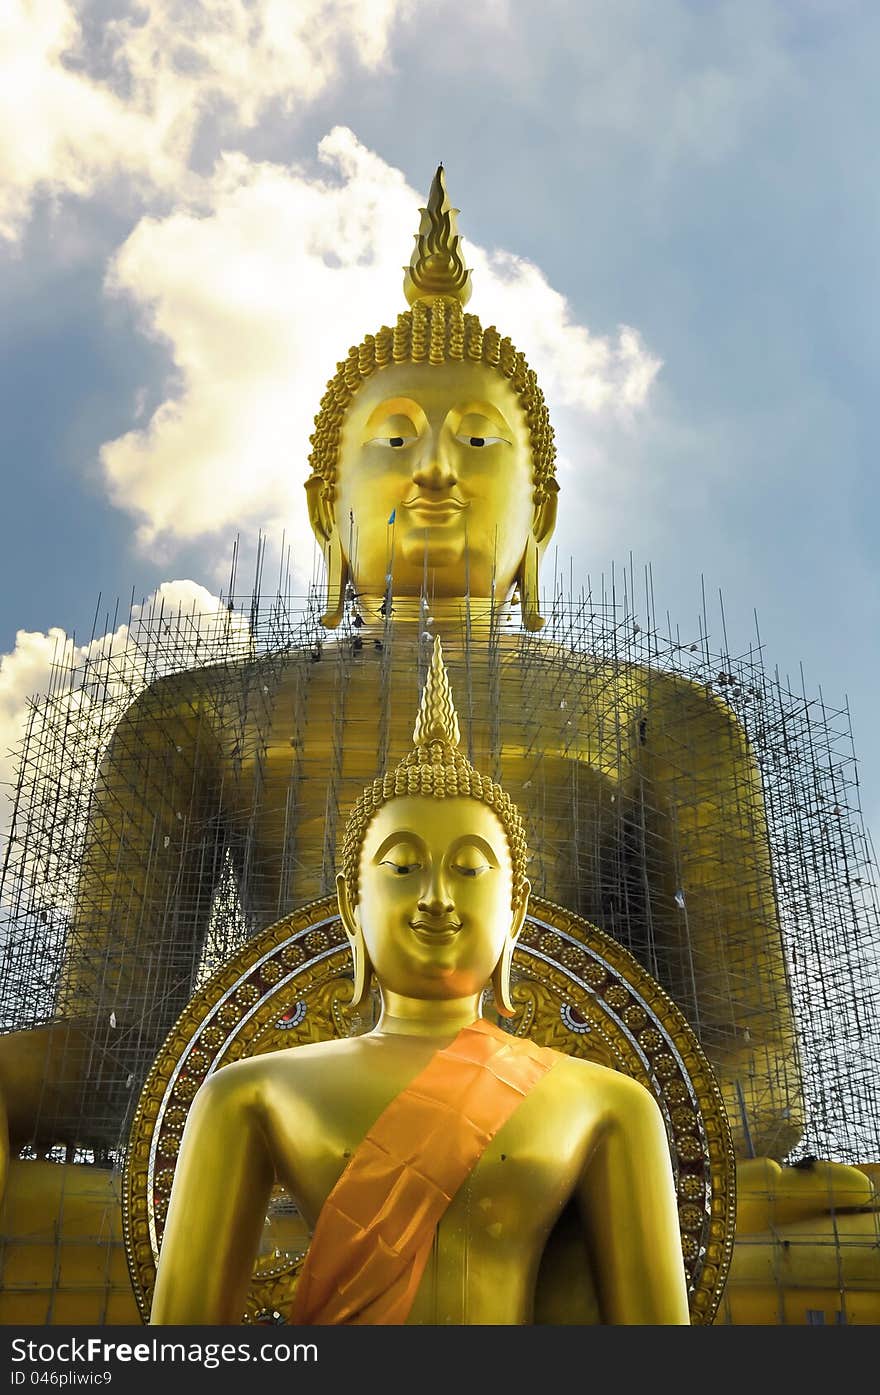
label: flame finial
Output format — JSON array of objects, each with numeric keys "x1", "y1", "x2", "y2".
[
  {"x1": 403, "y1": 166, "x2": 473, "y2": 308},
  {"x1": 412, "y1": 637, "x2": 461, "y2": 747}
]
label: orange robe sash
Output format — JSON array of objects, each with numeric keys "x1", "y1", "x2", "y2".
[{"x1": 290, "y1": 1017, "x2": 558, "y2": 1325}]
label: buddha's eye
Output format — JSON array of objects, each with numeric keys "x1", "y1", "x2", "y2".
[
  {"x1": 454, "y1": 434, "x2": 508, "y2": 449},
  {"x1": 368, "y1": 436, "x2": 415, "y2": 449},
  {"x1": 452, "y1": 855, "x2": 491, "y2": 878},
  {"x1": 376, "y1": 842, "x2": 421, "y2": 876}
]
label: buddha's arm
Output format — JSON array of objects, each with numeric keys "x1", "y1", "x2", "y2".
[
  {"x1": 577, "y1": 1076, "x2": 690, "y2": 1324},
  {"x1": 150, "y1": 1066, "x2": 275, "y2": 1324},
  {"x1": 641, "y1": 676, "x2": 802, "y2": 1157},
  {"x1": 58, "y1": 673, "x2": 225, "y2": 1034}
]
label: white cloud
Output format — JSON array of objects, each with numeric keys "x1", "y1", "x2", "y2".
[
  {"x1": 100, "y1": 127, "x2": 661, "y2": 550},
  {"x1": 0, "y1": 0, "x2": 150, "y2": 241},
  {"x1": 1, "y1": 3, "x2": 661, "y2": 563},
  {"x1": 0, "y1": 0, "x2": 409, "y2": 241},
  {"x1": 469, "y1": 249, "x2": 660, "y2": 413},
  {"x1": 0, "y1": 581, "x2": 247, "y2": 849}
]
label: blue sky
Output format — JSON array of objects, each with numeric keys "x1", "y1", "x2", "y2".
[{"x1": 1, "y1": 0, "x2": 879, "y2": 846}]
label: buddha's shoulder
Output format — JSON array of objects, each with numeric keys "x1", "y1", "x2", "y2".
[
  {"x1": 500, "y1": 643, "x2": 742, "y2": 715},
  {"x1": 122, "y1": 647, "x2": 313, "y2": 703},
  {"x1": 191, "y1": 1036, "x2": 376, "y2": 1117},
  {"x1": 541, "y1": 1048, "x2": 662, "y2": 1114},
  {"x1": 104, "y1": 648, "x2": 330, "y2": 741},
  {"x1": 217, "y1": 1033, "x2": 373, "y2": 1082}
]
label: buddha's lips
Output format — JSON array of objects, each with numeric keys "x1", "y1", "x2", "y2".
[
  {"x1": 409, "y1": 917, "x2": 462, "y2": 935},
  {"x1": 401, "y1": 495, "x2": 468, "y2": 514}
]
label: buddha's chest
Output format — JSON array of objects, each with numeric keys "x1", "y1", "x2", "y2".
[
  {"x1": 217, "y1": 646, "x2": 638, "y2": 800},
  {"x1": 269, "y1": 1056, "x2": 591, "y2": 1248},
  {"x1": 215, "y1": 651, "x2": 630, "y2": 914}
]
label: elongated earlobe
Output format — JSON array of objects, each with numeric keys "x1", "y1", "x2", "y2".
[
  {"x1": 517, "y1": 486, "x2": 557, "y2": 632},
  {"x1": 306, "y1": 476, "x2": 348, "y2": 630},
  {"x1": 517, "y1": 532, "x2": 544, "y2": 632},
  {"x1": 491, "y1": 889, "x2": 529, "y2": 1018},
  {"x1": 491, "y1": 936, "x2": 517, "y2": 1017},
  {"x1": 336, "y1": 873, "x2": 373, "y2": 1009},
  {"x1": 320, "y1": 526, "x2": 347, "y2": 630}
]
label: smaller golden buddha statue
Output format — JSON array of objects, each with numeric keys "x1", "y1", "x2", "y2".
[{"x1": 150, "y1": 639, "x2": 690, "y2": 1325}]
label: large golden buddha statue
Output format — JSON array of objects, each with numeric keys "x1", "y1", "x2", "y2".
[
  {"x1": 0, "y1": 168, "x2": 799, "y2": 1169},
  {"x1": 150, "y1": 639, "x2": 690, "y2": 1325}
]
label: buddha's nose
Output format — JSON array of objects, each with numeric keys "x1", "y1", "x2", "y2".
[
  {"x1": 418, "y1": 869, "x2": 454, "y2": 915},
  {"x1": 411, "y1": 440, "x2": 457, "y2": 490}
]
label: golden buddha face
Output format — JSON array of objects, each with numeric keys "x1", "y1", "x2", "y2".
[
  {"x1": 343, "y1": 794, "x2": 526, "y2": 1002},
  {"x1": 334, "y1": 360, "x2": 539, "y2": 601}
]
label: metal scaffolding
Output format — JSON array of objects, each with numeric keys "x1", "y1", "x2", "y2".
[{"x1": 1, "y1": 559, "x2": 878, "y2": 1168}]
